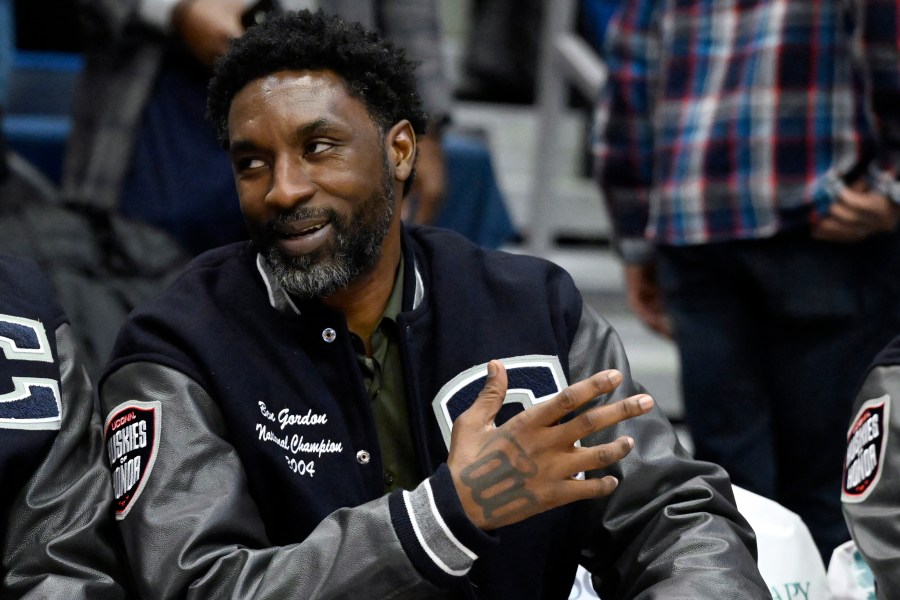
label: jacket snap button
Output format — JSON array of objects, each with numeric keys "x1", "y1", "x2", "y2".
[
  {"x1": 356, "y1": 450, "x2": 370, "y2": 465},
  {"x1": 322, "y1": 328, "x2": 337, "y2": 343}
]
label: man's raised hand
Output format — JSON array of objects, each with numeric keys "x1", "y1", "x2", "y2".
[{"x1": 448, "y1": 361, "x2": 654, "y2": 530}]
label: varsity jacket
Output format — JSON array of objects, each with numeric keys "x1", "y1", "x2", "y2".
[
  {"x1": 99, "y1": 226, "x2": 769, "y2": 599},
  {"x1": 842, "y1": 335, "x2": 900, "y2": 600},
  {"x1": 0, "y1": 256, "x2": 131, "y2": 598}
]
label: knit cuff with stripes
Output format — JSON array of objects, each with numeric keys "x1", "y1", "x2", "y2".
[{"x1": 388, "y1": 463, "x2": 496, "y2": 588}]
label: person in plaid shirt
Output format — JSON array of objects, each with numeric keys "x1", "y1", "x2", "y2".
[{"x1": 594, "y1": 0, "x2": 900, "y2": 561}]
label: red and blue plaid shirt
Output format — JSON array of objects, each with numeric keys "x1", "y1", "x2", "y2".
[{"x1": 594, "y1": 0, "x2": 900, "y2": 259}]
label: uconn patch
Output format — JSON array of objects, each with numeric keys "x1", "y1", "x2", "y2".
[
  {"x1": 842, "y1": 395, "x2": 890, "y2": 503},
  {"x1": 432, "y1": 355, "x2": 568, "y2": 448},
  {"x1": 0, "y1": 313, "x2": 61, "y2": 430},
  {"x1": 105, "y1": 401, "x2": 160, "y2": 519}
]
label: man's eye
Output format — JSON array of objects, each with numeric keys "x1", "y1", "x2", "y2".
[
  {"x1": 237, "y1": 157, "x2": 265, "y2": 170},
  {"x1": 306, "y1": 141, "x2": 333, "y2": 155}
]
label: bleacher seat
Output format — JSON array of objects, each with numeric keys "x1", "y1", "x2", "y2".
[{"x1": 2, "y1": 50, "x2": 83, "y2": 184}]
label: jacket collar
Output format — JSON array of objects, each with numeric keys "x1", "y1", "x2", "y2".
[{"x1": 255, "y1": 253, "x2": 302, "y2": 315}]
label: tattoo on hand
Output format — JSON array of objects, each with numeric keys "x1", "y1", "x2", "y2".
[{"x1": 459, "y1": 432, "x2": 539, "y2": 522}]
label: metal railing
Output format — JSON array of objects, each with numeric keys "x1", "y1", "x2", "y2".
[{"x1": 526, "y1": 0, "x2": 607, "y2": 255}]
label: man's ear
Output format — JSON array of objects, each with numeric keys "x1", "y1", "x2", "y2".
[{"x1": 386, "y1": 120, "x2": 416, "y2": 183}]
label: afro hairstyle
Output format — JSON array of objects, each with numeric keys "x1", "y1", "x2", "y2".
[{"x1": 207, "y1": 9, "x2": 428, "y2": 148}]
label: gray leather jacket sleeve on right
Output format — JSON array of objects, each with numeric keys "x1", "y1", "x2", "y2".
[
  {"x1": 842, "y1": 362, "x2": 900, "y2": 600},
  {"x1": 1, "y1": 324, "x2": 133, "y2": 599},
  {"x1": 99, "y1": 362, "x2": 456, "y2": 599},
  {"x1": 568, "y1": 305, "x2": 769, "y2": 599}
]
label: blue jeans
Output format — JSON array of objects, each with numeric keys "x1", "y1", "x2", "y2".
[{"x1": 657, "y1": 229, "x2": 900, "y2": 559}]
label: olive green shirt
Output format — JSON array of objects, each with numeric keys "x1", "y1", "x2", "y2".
[{"x1": 352, "y1": 259, "x2": 419, "y2": 492}]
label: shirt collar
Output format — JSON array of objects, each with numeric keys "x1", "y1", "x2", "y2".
[
  {"x1": 353, "y1": 256, "x2": 403, "y2": 359},
  {"x1": 382, "y1": 257, "x2": 404, "y2": 324}
]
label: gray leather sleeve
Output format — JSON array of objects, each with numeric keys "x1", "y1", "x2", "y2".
[
  {"x1": 569, "y1": 305, "x2": 769, "y2": 598},
  {"x1": 842, "y1": 364, "x2": 900, "y2": 600},
  {"x1": 1, "y1": 324, "x2": 132, "y2": 599},
  {"x1": 101, "y1": 362, "x2": 448, "y2": 599}
]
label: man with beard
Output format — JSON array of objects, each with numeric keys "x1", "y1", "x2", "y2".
[{"x1": 96, "y1": 10, "x2": 768, "y2": 599}]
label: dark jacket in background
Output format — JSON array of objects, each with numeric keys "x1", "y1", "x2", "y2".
[{"x1": 0, "y1": 255, "x2": 132, "y2": 598}]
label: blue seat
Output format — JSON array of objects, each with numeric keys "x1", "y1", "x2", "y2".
[
  {"x1": 0, "y1": 0, "x2": 11, "y2": 102},
  {"x1": 2, "y1": 49, "x2": 83, "y2": 184}
]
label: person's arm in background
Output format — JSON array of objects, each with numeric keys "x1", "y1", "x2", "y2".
[
  {"x1": 379, "y1": 0, "x2": 451, "y2": 224},
  {"x1": 75, "y1": 0, "x2": 142, "y2": 46},
  {"x1": 1, "y1": 257, "x2": 132, "y2": 599},
  {"x1": 568, "y1": 302, "x2": 768, "y2": 597},
  {"x1": 813, "y1": 0, "x2": 900, "y2": 243},
  {"x1": 593, "y1": 0, "x2": 670, "y2": 337},
  {"x1": 74, "y1": 0, "x2": 247, "y2": 75},
  {"x1": 143, "y1": 0, "x2": 247, "y2": 67},
  {"x1": 64, "y1": 0, "x2": 246, "y2": 208},
  {"x1": 841, "y1": 334, "x2": 900, "y2": 599}
]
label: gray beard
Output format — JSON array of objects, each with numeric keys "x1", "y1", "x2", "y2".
[
  {"x1": 263, "y1": 177, "x2": 394, "y2": 300},
  {"x1": 266, "y1": 244, "x2": 354, "y2": 299}
]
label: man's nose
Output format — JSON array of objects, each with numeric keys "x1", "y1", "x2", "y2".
[{"x1": 265, "y1": 157, "x2": 315, "y2": 210}]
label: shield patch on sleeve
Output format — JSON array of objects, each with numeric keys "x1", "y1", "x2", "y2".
[
  {"x1": 842, "y1": 395, "x2": 890, "y2": 504},
  {"x1": 105, "y1": 400, "x2": 161, "y2": 520}
]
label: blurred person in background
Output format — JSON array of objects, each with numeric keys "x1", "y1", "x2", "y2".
[
  {"x1": 0, "y1": 254, "x2": 132, "y2": 598},
  {"x1": 454, "y1": 0, "x2": 542, "y2": 105},
  {"x1": 594, "y1": 0, "x2": 900, "y2": 561},
  {"x1": 62, "y1": 0, "x2": 452, "y2": 255}
]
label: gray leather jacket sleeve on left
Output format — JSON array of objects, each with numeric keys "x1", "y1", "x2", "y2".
[
  {"x1": 1, "y1": 324, "x2": 133, "y2": 599},
  {"x1": 99, "y1": 361, "x2": 459, "y2": 600}
]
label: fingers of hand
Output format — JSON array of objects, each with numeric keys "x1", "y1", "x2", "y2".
[
  {"x1": 848, "y1": 178, "x2": 869, "y2": 193},
  {"x1": 565, "y1": 436, "x2": 634, "y2": 477},
  {"x1": 530, "y1": 370, "x2": 624, "y2": 426},
  {"x1": 560, "y1": 393, "x2": 654, "y2": 441},
  {"x1": 555, "y1": 475, "x2": 620, "y2": 504},
  {"x1": 812, "y1": 217, "x2": 867, "y2": 243},
  {"x1": 829, "y1": 198, "x2": 864, "y2": 226},
  {"x1": 461, "y1": 361, "x2": 508, "y2": 428},
  {"x1": 834, "y1": 190, "x2": 895, "y2": 231}
]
